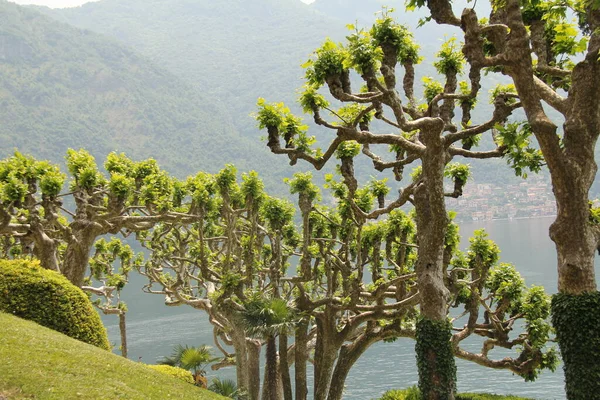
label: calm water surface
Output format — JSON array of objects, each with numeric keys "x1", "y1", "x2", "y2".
[{"x1": 104, "y1": 217, "x2": 600, "y2": 399}]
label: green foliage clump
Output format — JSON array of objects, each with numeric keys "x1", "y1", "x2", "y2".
[
  {"x1": 434, "y1": 37, "x2": 464, "y2": 75},
  {"x1": 336, "y1": 140, "x2": 361, "y2": 159},
  {"x1": 303, "y1": 39, "x2": 347, "y2": 87},
  {"x1": 147, "y1": 364, "x2": 194, "y2": 385},
  {"x1": 260, "y1": 196, "x2": 295, "y2": 231},
  {"x1": 287, "y1": 172, "x2": 320, "y2": 202},
  {"x1": 422, "y1": 77, "x2": 444, "y2": 103},
  {"x1": 551, "y1": 292, "x2": 600, "y2": 400},
  {"x1": 0, "y1": 259, "x2": 110, "y2": 350},
  {"x1": 344, "y1": 27, "x2": 383, "y2": 73},
  {"x1": 444, "y1": 163, "x2": 470, "y2": 185},
  {"x1": 496, "y1": 122, "x2": 544, "y2": 178},
  {"x1": 370, "y1": 10, "x2": 420, "y2": 64}
]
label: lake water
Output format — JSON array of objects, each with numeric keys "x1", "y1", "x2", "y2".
[{"x1": 103, "y1": 217, "x2": 600, "y2": 399}]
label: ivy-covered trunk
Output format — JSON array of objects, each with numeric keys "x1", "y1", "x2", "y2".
[
  {"x1": 551, "y1": 292, "x2": 600, "y2": 399},
  {"x1": 413, "y1": 132, "x2": 456, "y2": 400},
  {"x1": 500, "y1": 3, "x2": 600, "y2": 397},
  {"x1": 548, "y1": 163, "x2": 600, "y2": 399}
]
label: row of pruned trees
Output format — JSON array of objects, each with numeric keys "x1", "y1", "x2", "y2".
[
  {"x1": 136, "y1": 166, "x2": 555, "y2": 400},
  {"x1": 253, "y1": 1, "x2": 600, "y2": 399},
  {"x1": 0, "y1": 150, "x2": 553, "y2": 400}
]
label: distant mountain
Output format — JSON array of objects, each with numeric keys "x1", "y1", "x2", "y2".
[
  {"x1": 41, "y1": 0, "x2": 345, "y2": 138},
  {"x1": 0, "y1": 0, "x2": 284, "y2": 186},
  {"x1": 21, "y1": 0, "x2": 559, "y2": 191}
]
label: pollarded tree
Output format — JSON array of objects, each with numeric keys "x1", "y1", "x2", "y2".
[
  {"x1": 403, "y1": 1, "x2": 600, "y2": 398},
  {"x1": 0, "y1": 150, "x2": 191, "y2": 358},
  {"x1": 137, "y1": 168, "x2": 554, "y2": 400},
  {"x1": 255, "y1": 11, "x2": 540, "y2": 398},
  {"x1": 84, "y1": 237, "x2": 143, "y2": 358},
  {"x1": 137, "y1": 165, "x2": 287, "y2": 400},
  {"x1": 0, "y1": 150, "x2": 188, "y2": 287}
]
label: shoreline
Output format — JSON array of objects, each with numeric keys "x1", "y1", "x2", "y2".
[{"x1": 455, "y1": 214, "x2": 557, "y2": 223}]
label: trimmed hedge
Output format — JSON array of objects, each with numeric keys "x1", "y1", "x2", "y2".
[
  {"x1": 0, "y1": 259, "x2": 110, "y2": 350},
  {"x1": 147, "y1": 364, "x2": 194, "y2": 384},
  {"x1": 375, "y1": 387, "x2": 534, "y2": 400}
]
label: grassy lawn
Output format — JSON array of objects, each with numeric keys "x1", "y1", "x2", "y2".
[{"x1": 0, "y1": 312, "x2": 225, "y2": 400}]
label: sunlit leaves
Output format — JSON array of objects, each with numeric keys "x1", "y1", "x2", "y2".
[
  {"x1": 109, "y1": 173, "x2": 135, "y2": 201},
  {"x1": 298, "y1": 85, "x2": 329, "y2": 114},
  {"x1": 468, "y1": 229, "x2": 500, "y2": 268},
  {"x1": 66, "y1": 149, "x2": 104, "y2": 190},
  {"x1": 241, "y1": 171, "x2": 265, "y2": 204},
  {"x1": 496, "y1": 122, "x2": 545, "y2": 178},
  {"x1": 286, "y1": 172, "x2": 320, "y2": 202},
  {"x1": 105, "y1": 152, "x2": 134, "y2": 175},
  {"x1": 260, "y1": 196, "x2": 295, "y2": 231},
  {"x1": 486, "y1": 263, "x2": 525, "y2": 305},
  {"x1": 422, "y1": 77, "x2": 444, "y2": 103},
  {"x1": 369, "y1": 178, "x2": 390, "y2": 198},
  {"x1": 335, "y1": 140, "x2": 361, "y2": 159},
  {"x1": 371, "y1": 10, "x2": 421, "y2": 64},
  {"x1": 255, "y1": 98, "x2": 289, "y2": 130},
  {"x1": 332, "y1": 103, "x2": 374, "y2": 127},
  {"x1": 444, "y1": 163, "x2": 471, "y2": 185},
  {"x1": 344, "y1": 28, "x2": 383, "y2": 74},
  {"x1": 434, "y1": 37, "x2": 465, "y2": 75},
  {"x1": 303, "y1": 39, "x2": 347, "y2": 87},
  {"x1": 489, "y1": 84, "x2": 517, "y2": 104},
  {"x1": 552, "y1": 22, "x2": 588, "y2": 55}
]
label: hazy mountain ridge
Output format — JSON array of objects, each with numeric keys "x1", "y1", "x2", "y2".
[
  {"x1": 0, "y1": 0, "x2": 284, "y2": 185},
  {"x1": 10, "y1": 0, "x2": 572, "y2": 192},
  {"x1": 42, "y1": 0, "x2": 346, "y2": 138}
]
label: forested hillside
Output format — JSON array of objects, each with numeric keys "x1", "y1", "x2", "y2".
[
  {"x1": 42, "y1": 0, "x2": 344, "y2": 138},
  {"x1": 0, "y1": 0, "x2": 284, "y2": 186},
  {"x1": 40, "y1": 0, "x2": 534, "y2": 187}
]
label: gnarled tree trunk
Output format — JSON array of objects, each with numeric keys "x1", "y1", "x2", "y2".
[{"x1": 413, "y1": 131, "x2": 456, "y2": 400}]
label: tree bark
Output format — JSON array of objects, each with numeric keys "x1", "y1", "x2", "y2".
[
  {"x1": 247, "y1": 339, "x2": 261, "y2": 400},
  {"x1": 278, "y1": 334, "x2": 292, "y2": 400},
  {"x1": 119, "y1": 312, "x2": 127, "y2": 358},
  {"x1": 62, "y1": 226, "x2": 100, "y2": 287},
  {"x1": 265, "y1": 335, "x2": 279, "y2": 400},
  {"x1": 313, "y1": 312, "x2": 342, "y2": 400},
  {"x1": 294, "y1": 318, "x2": 309, "y2": 400},
  {"x1": 327, "y1": 329, "x2": 382, "y2": 400}
]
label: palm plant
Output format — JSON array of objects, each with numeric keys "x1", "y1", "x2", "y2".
[
  {"x1": 242, "y1": 295, "x2": 298, "y2": 400},
  {"x1": 158, "y1": 344, "x2": 215, "y2": 387},
  {"x1": 208, "y1": 378, "x2": 243, "y2": 399}
]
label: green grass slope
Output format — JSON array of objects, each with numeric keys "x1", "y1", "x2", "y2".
[
  {"x1": 0, "y1": 312, "x2": 225, "y2": 400},
  {"x1": 0, "y1": 0, "x2": 282, "y2": 186}
]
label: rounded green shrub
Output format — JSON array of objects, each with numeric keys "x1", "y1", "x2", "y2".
[
  {"x1": 0, "y1": 259, "x2": 110, "y2": 350},
  {"x1": 147, "y1": 364, "x2": 194, "y2": 384}
]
